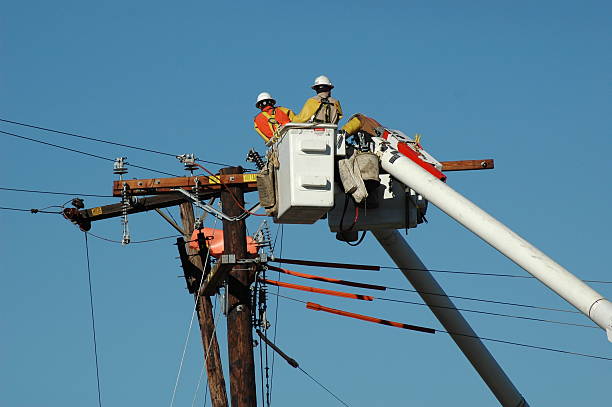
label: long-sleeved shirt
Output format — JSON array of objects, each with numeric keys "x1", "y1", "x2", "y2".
[{"x1": 292, "y1": 93, "x2": 343, "y2": 124}]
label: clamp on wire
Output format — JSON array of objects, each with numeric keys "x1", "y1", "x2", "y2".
[{"x1": 172, "y1": 188, "x2": 261, "y2": 222}]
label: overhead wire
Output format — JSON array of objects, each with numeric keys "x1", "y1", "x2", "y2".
[
  {"x1": 269, "y1": 264, "x2": 581, "y2": 314},
  {"x1": 83, "y1": 233, "x2": 103, "y2": 407},
  {"x1": 379, "y1": 265, "x2": 612, "y2": 285},
  {"x1": 256, "y1": 328, "x2": 350, "y2": 407},
  {"x1": 376, "y1": 297, "x2": 597, "y2": 329},
  {"x1": 87, "y1": 232, "x2": 180, "y2": 244},
  {"x1": 268, "y1": 224, "x2": 284, "y2": 405},
  {"x1": 298, "y1": 365, "x2": 351, "y2": 407},
  {"x1": 0, "y1": 186, "x2": 114, "y2": 198},
  {"x1": 0, "y1": 129, "x2": 179, "y2": 177},
  {"x1": 269, "y1": 257, "x2": 612, "y2": 284},
  {"x1": 266, "y1": 281, "x2": 595, "y2": 329},
  {"x1": 0, "y1": 206, "x2": 62, "y2": 214},
  {"x1": 0, "y1": 117, "x2": 233, "y2": 167},
  {"x1": 385, "y1": 286, "x2": 581, "y2": 314},
  {"x1": 272, "y1": 292, "x2": 612, "y2": 362}
]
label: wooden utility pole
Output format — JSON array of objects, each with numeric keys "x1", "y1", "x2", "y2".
[
  {"x1": 179, "y1": 202, "x2": 228, "y2": 407},
  {"x1": 220, "y1": 166, "x2": 257, "y2": 407}
]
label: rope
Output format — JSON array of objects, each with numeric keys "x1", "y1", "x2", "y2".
[{"x1": 84, "y1": 233, "x2": 102, "y2": 407}]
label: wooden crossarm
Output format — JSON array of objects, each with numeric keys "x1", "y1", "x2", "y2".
[{"x1": 112, "y1": 173, "x2": 258, "y2": 197}]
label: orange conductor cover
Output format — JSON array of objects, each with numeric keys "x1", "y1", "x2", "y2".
[
  {"x1": 261, "y1": 279, "x2": 374, "y2": 301},
  {"x1": 306, "y1": 302, "x2": 436, "y2": 334},
  {"x1": 189, "y1": 227, "x2": 258, "y2": 257}
]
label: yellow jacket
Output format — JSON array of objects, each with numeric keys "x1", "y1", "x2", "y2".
[
  {"x1": 341, "y1": 116, "x2": 362, "y2": 134},
  {"x1": 293, "y1": 95, "x2": 343, "y2": 124},
  {"x1": 341, "y1": 114, "x2": 384, "y2": 136}
]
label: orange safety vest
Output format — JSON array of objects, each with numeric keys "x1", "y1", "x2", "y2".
[{"x1": 254, "y1": 106, "x2": 292, "y2": 141}]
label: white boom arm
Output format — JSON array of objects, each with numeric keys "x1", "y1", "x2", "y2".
[
  {"x1": 373, "y1": 137, "x2": 612, "y2": 340},
  {"x1": 374, "y1": 229, "x2": 528, "y2": 406}
]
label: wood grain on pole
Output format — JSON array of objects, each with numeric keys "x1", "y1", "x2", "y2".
[
  {"x1": 219, "y1": 166, "x2": 257, "y2": 407},
  {"x1": 179, "y1": 202, "x2": 228, "y2": 407}
]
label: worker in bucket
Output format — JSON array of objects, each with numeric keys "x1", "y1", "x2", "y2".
[
  {"x1": 253, "y1": 92, "x2": 295, "y2": 143},
  {"x1": 342, "y1": 113, "x2": 385, "y2": 138},
  {"x1": 292, "y1": 75, "x2": 343, "y2": 124}
]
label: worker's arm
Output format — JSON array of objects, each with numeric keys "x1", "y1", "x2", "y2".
[
  {"x1": 254, "y1": 121, "x2": 270, "y2": 143},
  {"x1": 286, "y1": 108, "x2": 296, "y2": 121},
  {"x1": 341, "y1": 116, "x2": 361, "y2": 134},
  {"x1": 278, "y1": 106, "x2": 295, "y2": 122},
  {"x1": 336, "y1": 100, "x2": 343, "y2": 122},
  {"x1": 291, "y1": 98, "x2": 319, "y2": 123}
]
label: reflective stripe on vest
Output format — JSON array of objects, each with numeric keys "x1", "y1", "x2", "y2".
[{"x1": 256, "y1": 107, "x2": 291, "y2": 139}]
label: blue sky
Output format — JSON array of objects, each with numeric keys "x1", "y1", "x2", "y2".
[{"x1": 1, "y1": 1, "x2": 610, "y2": 406}]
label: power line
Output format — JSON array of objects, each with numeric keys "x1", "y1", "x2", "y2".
[
  {"x1": 269, "y1": 264, "x2": 580, "y2": 315},
  {"x1": 298, "y1": 366, "x2": 351, "y2": 407},
  {"x1": 269, "y1": 224, "x2": 284, "y2": 404},
  {"x1": 271, "y1": 257, "x2": 612, "y2": 284},
  {"x1": 376, "y1": 298, "x2": 597, "y2": 329},
  {"x1": 0, "y1": 117, "x2": 234, "y2": 167},
  {"x1": 273, "y1": 293, "x2": 612, "y2": 362},
  {"x1": 0, "y1": 186, "x2": 113, "y2": 198},
  {"x1": 437, "y1": 329, "x2": 612, "y2": 362},
  {"x1": 268, "y1": 289, "x2": 594, "y2": 329},
  {"x1": 87, "y1": 232, "x2": 180, "y2": 244},
  {"x1": 386, "y1": 286, "x2": 580, "y2": 314},
  {"x1": 0, "y1": 129, "x2": 179, "y2": 177},
  {"x1": 0, "y1": 206, "x2": 62, "y2": 214},
  {"x1": 379, "y1": 265, "x2": 612, "y2": 285},
  {"x1": 84, "y1": 233, "x2": 103, "y2": 407}
]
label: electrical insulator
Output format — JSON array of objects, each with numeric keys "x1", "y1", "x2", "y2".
[
  {"x1": 177, "y1": 153, "x2": 198, "y2": 173},
  {"x1": 113, "y1": 157, "x2": 128, "y2": 177},
  {"x1": 246, "y1": 149, "x2": 265, "y2": 170}
]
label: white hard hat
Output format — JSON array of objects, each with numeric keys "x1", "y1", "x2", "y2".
[
  {"x1": 312, "y1": 75, "x2": 334, "y2": 90},
  {"x1": 256, "y1": 92, "x2": 276, "y2": 107}
]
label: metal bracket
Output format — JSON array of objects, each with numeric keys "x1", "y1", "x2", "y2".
[
  {"x1": 172, "y1": 188, "x2": 262, "y2": 222},
  {"x1": 218, "y1": 253, "x2": 268, "y2": 265}
]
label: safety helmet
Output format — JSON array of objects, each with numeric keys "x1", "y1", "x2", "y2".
[
  {"x1": 255, "y1": 92, "x2": 276, "y2": 108},
  {"x1": 312, "y1": 75, "x2": 334, "y2": 90}
]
